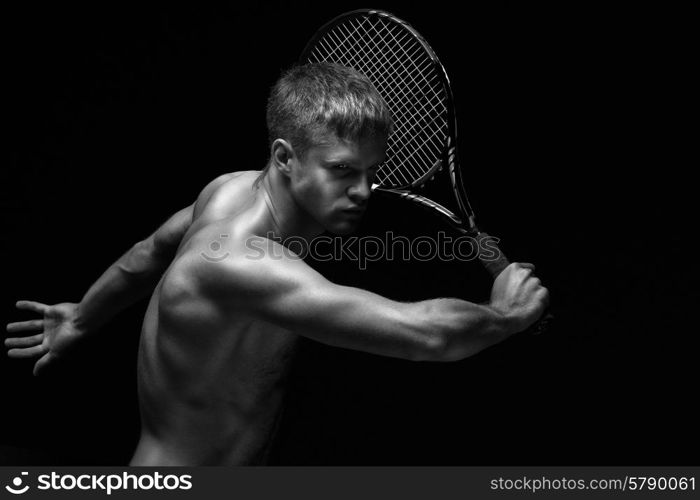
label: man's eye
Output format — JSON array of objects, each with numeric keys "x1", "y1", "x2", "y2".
[{"x1": 334, "y1": 164, "x2": 349, "y2": 170}]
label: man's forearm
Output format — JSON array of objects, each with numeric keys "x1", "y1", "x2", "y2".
[
  {"x1": 421, "y1": 298, "x2": 516, "y2": 362},
  {"x1": 73, "y1": 237, "x2": 169, "y2": 333}
]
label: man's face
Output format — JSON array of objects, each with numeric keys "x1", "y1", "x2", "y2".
[{"x1": 289, "y1": 133, "x2": 387, "y2": 235}]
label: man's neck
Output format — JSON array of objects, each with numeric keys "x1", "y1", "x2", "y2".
[{"x1": 258, "y1": 166, "x2": 324, "y2": 243}]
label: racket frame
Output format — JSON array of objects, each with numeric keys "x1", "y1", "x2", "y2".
[
  {"x1": 299, "y1": 9, "x2": 479, "y2": 235},
  {"x1": 300, "y1": 9, "x2": 552, "y2": 334}
]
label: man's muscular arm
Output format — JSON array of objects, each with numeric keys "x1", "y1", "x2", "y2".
[
  {"x1": 197, "y1": 241, "x2": 548, "y2": 362},
  {"x1": 4, "y1": 205, "x2": 195, "y2": 375},
  {"x1": 6, "y1": 174, "x2": 233, "y2": 374},
  {"x1": 72, "y1": 204, "x2": 194, "y2": 332},
  {"x1": 75, "y1": 172, "x2": 235, "y2": 331}
]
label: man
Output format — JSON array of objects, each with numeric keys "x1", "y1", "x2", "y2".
[{"x1": 5, "y1": 63, "x2": 548, "y2": 465}]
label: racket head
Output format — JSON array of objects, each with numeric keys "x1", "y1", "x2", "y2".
[{"x1": 299, "y1": 10, "x2": 464, "y2": 199}]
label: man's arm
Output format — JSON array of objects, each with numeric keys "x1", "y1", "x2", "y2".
[
  {"x1": 5, "y1": 205, "x2": 193, "y2": 375},
  {"x1": 199, "y1": 241, "x2": 548, "y2": 362},
  {"x1": 6, "y1": 174, "x2": 234, "y2": 374},
  {"x1": 75, "y1": 172, "x2": 234, "y2": 331},
  {"x1": 73, "y1": 203, "x2": 194, "y2": 332}
]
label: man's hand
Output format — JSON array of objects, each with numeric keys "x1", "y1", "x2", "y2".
[
  {"x1": 489, "y1": 263, "x2": 549, "y2": 333},
  {"x1": 5, "y1": 301, "x2": 86, "y2": 376}
]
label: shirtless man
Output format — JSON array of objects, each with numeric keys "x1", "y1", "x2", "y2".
[{"x1": 5, "y1": 63, "x2": 549, "y2": 465}]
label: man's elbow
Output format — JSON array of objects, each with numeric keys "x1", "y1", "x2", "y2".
[
  {"x1": 410, "y1": 330, "x2": 452, "y2": 362},
  {"x1": 404, "y1": 302, "x2": 462, "y2": 362},
  {"x1": 410, "y1": 313, "x2": 497, "y2": 363},
  {"x1": 116, "y1": 237, "x2": 164, "y2": 280},
  {"x1": 415, "y1": 329, "x2": 487, "y2": 363}
]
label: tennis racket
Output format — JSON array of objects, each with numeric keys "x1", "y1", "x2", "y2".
[
  {"x1": 300, "y1": 9, "x2": 552, "y2": 333},
  {"x1": 300, "y1": 9, "x2": 551, "y2": 333}
]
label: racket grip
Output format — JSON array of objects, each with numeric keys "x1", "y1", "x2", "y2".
[{"x1": 476, "y1": 232, "x2": 552, "y2": 335}]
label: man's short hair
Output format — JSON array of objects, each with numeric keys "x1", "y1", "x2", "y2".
[{"x1": 266, "y1": 62, "x2": 393, "y2": 160}]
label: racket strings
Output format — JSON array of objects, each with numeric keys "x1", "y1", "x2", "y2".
[
  {"x1": 312, "y1": 18, "x2": 445, "y2": 185},
  {"x1": 314, "y1": 20, "x2": 438, "y2": 162},
  {"x1": 338, "y1": 17, "x2": 448, "y2": 178},
  {"x1": 330, "y1": 33, "x2": 446, "y2": 177},
  {"x1": 306, "y1": 15, "x2": 449, "y2": 188}
]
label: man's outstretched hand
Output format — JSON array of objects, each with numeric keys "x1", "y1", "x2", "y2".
[{"x1": 5, "y1": 301, "x2": 85, "y2": 376}]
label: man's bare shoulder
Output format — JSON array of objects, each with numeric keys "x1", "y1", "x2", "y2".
[
  {"x1": 202, "y1": 170, "x2": 260, "y2": 190},
  {"x1": 172, "y1": 226, "x2": 320, "y2": 309},
  {"x1": 193, "y1": 170, "x2": 261, "y2": 219}
]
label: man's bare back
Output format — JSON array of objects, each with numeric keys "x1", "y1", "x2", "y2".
[{"x1": 131, "y1": 171, "x2": 299, "y2": 465}]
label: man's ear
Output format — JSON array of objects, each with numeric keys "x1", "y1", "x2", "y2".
[{"x1": 270, "y1": 139, "x2": 296, "y2": 177}]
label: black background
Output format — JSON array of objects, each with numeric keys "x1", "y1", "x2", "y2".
[{"x1": 1, "y1": 1, "x2": 695, "y2": 464}]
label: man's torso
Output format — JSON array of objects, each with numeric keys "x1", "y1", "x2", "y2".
[{"x1": 131, "y1": 171, "x2": 300, "y2": 465}]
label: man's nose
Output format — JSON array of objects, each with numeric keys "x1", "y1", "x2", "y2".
[{"x1": 347, "y1": 176, "x2": 371, "y2": 204}]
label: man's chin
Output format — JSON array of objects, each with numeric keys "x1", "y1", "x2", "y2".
[{"x1": 326, "y1": 220, "x2": 361, "y2": 235}]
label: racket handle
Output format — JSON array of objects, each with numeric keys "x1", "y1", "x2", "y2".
[
  {"x1": 476, "y1": 234, "x2": 511, "y2": 277},
  {"x1": 476, "y1": 232, "x2": 553, "y2": 335}
]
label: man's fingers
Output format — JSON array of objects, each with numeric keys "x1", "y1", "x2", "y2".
[
  {"x1": 539, "y1": 287, "x2": 550, "y2": 308},
  {"x1": 5, "y1": 334, "x2": 44, "y2": 348},
  {"x1": 6, "y1": 320, "x2": 44, "y2": 333},
  {"x1": 15, "y1": 301, "x2": 49, "y2": 315},
  {"x1": 7, "y1": 344, "x2": 48, "y2": 359},
  {"x1": 516, "y1": 263, "x2": 536, "y2": 271}
]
